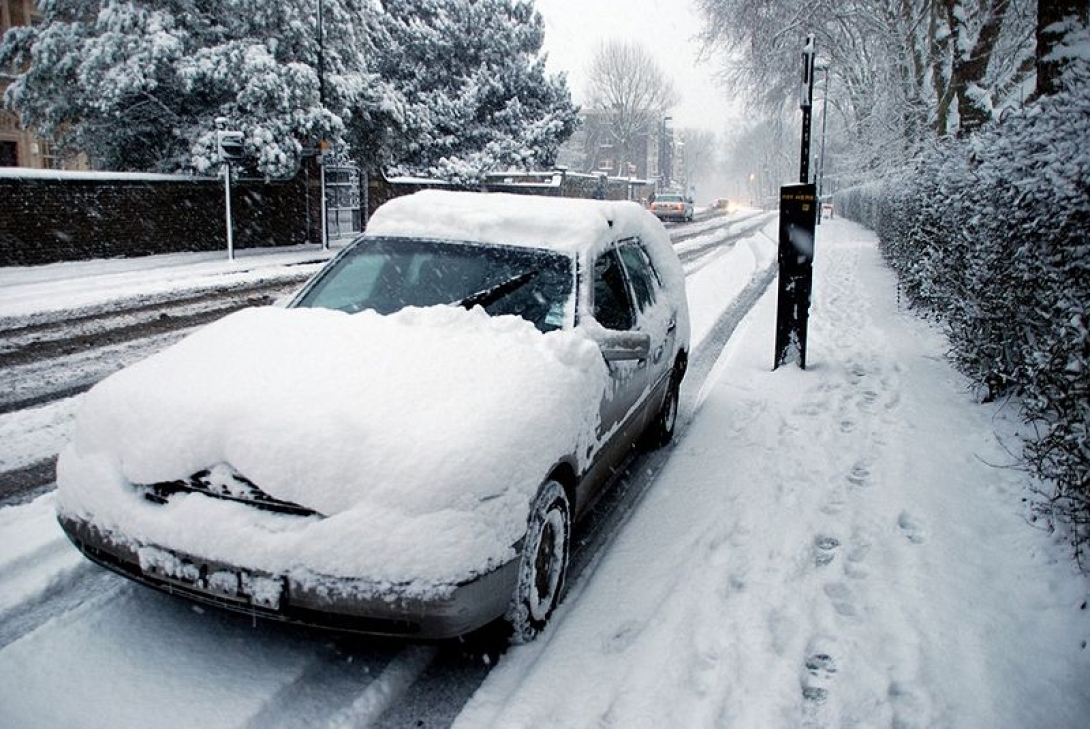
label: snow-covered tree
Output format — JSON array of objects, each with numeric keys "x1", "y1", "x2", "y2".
[
  {"x1": 0, "y1": 0, "x2": 380, "y2": 177},
  {"x1": 361, "y1": 0, "x2": 578, "y2": 183},
  {"x1": 584, "y1": 40, "x2": 679, "y2": 178},
  {"x1": 0, "y1": 0, "x2": 577, "y2": 181},
  {"x1": 695, "y1": 0, "x2": 1036, "y2": 177}
]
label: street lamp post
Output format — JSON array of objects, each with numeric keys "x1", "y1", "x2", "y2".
[
  {"x1": 316, "y1": 0, "x2": 328, "y2": 250},
  {"x1": 816, "y1": 62, "x2": 830, "y2": 223},
  {"x1": 659, "y1": 115, "x2": 672, "y2": 191},
  {"x1": 798, "y1": 35, "x2": 816, "y2": 184},
  {"x1": 317, "y1": 0, "x2": 326, "y2": 108}
]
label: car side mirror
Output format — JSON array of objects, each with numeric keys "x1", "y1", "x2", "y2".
[{"x1": 595, "y1": 330, "x2": 651, "y2": 361}]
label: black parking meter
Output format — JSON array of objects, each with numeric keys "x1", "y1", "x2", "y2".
[{"x1": 774, "y1": 183, "x2": 816, "y2": 369}]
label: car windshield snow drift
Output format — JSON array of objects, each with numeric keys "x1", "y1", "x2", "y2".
[{"x1": 56, "y1": 190, "x2": 690, "y2": 642}]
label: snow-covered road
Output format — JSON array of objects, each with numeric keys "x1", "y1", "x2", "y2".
[{"x1": 0, "y1": 215, "x2": 1086, "y2": 728}]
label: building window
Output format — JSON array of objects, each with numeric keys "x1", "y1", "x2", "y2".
[{"x1": 0, "y1": 140, "x2": 18, "y2": 166}]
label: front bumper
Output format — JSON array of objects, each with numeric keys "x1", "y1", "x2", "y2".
[{"x1": 58, "y1": 515, "x2": 520, "y2": 640}]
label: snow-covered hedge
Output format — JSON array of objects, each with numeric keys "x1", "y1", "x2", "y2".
[{"x1": 836, "y1": 65, "x2": 1090, "y2": 564}]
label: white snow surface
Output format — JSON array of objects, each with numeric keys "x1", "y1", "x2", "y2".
[
  {"x1": 0, "y1": 215, "x2": 1087, "y2": 728},
  {"x1": 56, "y1": 304, "x2": 609, "y2": 588}
]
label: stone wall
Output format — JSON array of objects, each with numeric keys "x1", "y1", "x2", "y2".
[{"x1": 0, "y1": 166, "x2": 323, "y2": 266}]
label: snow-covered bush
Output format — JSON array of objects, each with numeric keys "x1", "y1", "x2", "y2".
[{"x1": 837, "y1": 57, "x2": 1090, "y2": 563}]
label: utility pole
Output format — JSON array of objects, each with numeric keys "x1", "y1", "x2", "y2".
[{"x1": 773, "y1": 35, "x2": 818, "y2": 370}]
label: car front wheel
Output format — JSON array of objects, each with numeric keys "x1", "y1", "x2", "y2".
[{"x1": 506, "y1": 479, "x2": 570, "y2": 644}]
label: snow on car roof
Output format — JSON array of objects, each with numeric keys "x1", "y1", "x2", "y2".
[{"x1": 365, "y1": 189, "x2": 661, "y2": 254}]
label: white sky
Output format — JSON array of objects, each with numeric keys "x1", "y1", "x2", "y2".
[{"x1": 534, "y1": 0, "x2": 741, "y2": 134}]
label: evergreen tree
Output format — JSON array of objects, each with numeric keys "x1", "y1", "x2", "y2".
[
  {"x1": 0, "y1": 0, "x2": 378, "y2": 177},
  {"x1": 363, "y1": 0, "x2": 578, "y2": 183},
  {"x1": 1, "y1": 0, "x2": 577, "y2": 180}
]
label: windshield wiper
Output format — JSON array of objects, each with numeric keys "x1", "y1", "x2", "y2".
[{"x1": 457, "y1": 270, "x2": 537, "y2": 309}]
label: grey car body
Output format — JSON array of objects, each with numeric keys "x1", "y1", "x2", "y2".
[{"x1": 57, "y1": 191, "x2": 690, "y2": 640}]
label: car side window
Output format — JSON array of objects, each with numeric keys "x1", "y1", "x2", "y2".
[
  {"x1": 592, "y1": 250, "x2": 636, "y2": 331},
  {"x1": 617, "y1": 241, "x2": 657, "y2": 313}
]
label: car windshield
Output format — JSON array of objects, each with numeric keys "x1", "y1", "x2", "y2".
[
  {"x1": 657, "y1": 195, "x2": 683, "y2": 203},
  {"x1": 293, "y1": 236, "x2": 575, "y2": 332}
]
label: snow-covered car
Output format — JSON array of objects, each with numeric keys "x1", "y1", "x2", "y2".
[
  {"x1": 650, "y1": 193, "x2": 694, "y2": 222},
  {"x1": 56, "y1": 190, "x2": 690, "y2": 641}
]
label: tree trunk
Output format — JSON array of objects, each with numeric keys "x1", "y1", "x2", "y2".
[
  {"x1": 1036, "y1": 0, "x2": 1090, "y2": 97},
  {"x1": 945, "y1": 0, "x2": 1012, "y2": 136}
]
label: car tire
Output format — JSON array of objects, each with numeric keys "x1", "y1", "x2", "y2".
[
  {"x1": 645, "y1": 369, "x2": 681, "y2": 448},
  {"x1": 506, "y1": 479, "x2": 570, "y2": 644}
]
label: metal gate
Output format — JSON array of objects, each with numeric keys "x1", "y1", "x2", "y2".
[{"x1": 323, "y1": 165, "x2": 363, "y2": 240}]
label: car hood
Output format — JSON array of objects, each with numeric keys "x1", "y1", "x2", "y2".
[{"x1": 56, "y1": 306, "x2": 608, "y2": 586}]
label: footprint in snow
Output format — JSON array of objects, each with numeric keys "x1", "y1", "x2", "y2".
[
  {"x1": 800, "y1": 637, "x2": 839, "y2": 705},
  {"x1": 860, "y1": 389, "x2": 880, "y2": 411},
  {"x1": 888, "y1": 680, "x2": 932, "y2": 728},
  {"x1": 847, "y1": 460, "x2": 872, "y2": 489},
  {"x1": 844, "y1": 539, "x2": 872, "y2": 580},
  {"x1": 824, "y1": 583, "x2": 858, "y2": 617},
  {"x1": 813, "y1": 535, "x2": 841, "y2": 567},
  {"x1": 897, "y1": 511, "x2": 928, "y2": 544},
  {"x1": 847, "y1": 363, "x2": 867, "y2": 385}
]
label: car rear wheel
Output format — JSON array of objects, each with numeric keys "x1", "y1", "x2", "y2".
[
  {"x1": 645, "y1": 370, "x2": 681, "y2": 448},
  {"x1": 506, "y1": 479, "x2": 570, "y2": 644}
]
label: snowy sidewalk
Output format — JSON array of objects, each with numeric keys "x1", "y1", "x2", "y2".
[{"x1": 455, "y1": 218, "x2": 1090, "y2": 728}]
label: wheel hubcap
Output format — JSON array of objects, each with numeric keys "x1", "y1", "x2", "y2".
[{"x1": 528, "y1": 507, "x2": 567, "y2": 621}]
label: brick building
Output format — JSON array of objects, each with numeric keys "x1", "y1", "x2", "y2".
[{"x1": 1, "y1": 0, "x2": 87, "y2": 169}]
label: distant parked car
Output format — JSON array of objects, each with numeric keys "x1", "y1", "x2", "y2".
[
  {"x1": 650, "y1": 193, "x2": 694, "y2": 222},
  {"x1": 56, "y1": 190, "x2": 690, "y2": 642}
]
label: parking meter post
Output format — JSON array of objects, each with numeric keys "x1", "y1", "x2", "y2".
[
  {"x1": 318, "y1": 139, "x2": 331, "y2": 251},
  {"x1": 774, "y1": 35, "x2": 818, "y2": 371},
  {"x1": 215, "y1": 122, "x2": 243, "y2": 262},
  {"x1": 319, "y1": 154, "x2": 329, "y2": 251},
  {"x1": 799, "y1": 35, "x2": 816, "y2": 185},
  {"x1": 223, "y1": 161, "x2": 234, "y2": 261},
  {"x1": 774, "y1": 183, "x2": 817, "y2": 370}
]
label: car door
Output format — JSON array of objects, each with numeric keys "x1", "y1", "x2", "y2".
[
  {"x1": 582, "y1": 246, "x2": 650, "y2": 482},
  {"x1": 617, "y1": 239, "x2": 677, "y2": 404}
]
